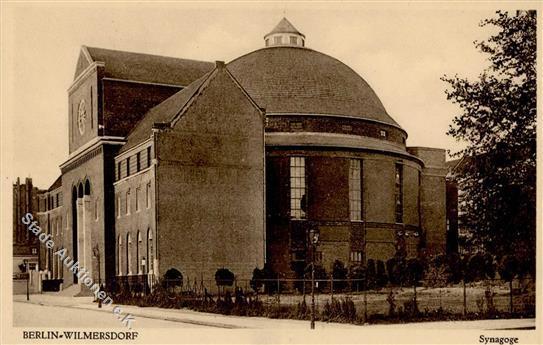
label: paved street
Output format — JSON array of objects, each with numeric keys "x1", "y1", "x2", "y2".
[
  {"x1": 13, "y1": 294, "x2": 535, "y2": 330},
  {"x1": 13, "y1": 302, "x2": 200, "y2": 328}
]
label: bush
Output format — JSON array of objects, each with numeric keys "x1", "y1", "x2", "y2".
[
  {"x1": 163, "y1": 268, "x2": 183, "y2": 288},
  {"x1": 250, "y1": 267, "x2": 264, "y2": 294},
  {"x1": 332, "y1": 260, "x2": 348, "y2": 292},
  {"x1": 215, "y1": 268, "x2": 235, "y2": 296},
  {"x1": 376, "y1": 260, "x2": 388, "y2": 288},
  {"x1": 366, "y1": 259, "x2": 376, "y2": 289},
  {"x1": 498, "y1": 255, "x2": 517, "y2": 282},
  {"x1": 406, "y1": 258, "x2": 425, "y2": 286},
  {"x1": 314, "y1": 265, "x2": 328, "y2": 292},
  {"x1": 424, "y1": 255, "x2": 449, "y2": 288},
  {"x1": 348, "y1": 265, "x2": 366, "y2": 291}
]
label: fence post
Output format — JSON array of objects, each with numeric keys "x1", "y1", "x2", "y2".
[
  {"x1": 277, "y1": 277, "x2": 280, "y2": 305},
  {"x1": 330, "y1": 275, "x2": 334, "y2": 301},
  {"x1": 463, "y1": 278, "x2": 467, "y2": 316},
  {"x1": 509, "y1": 279, "x2": 513, "y2": 315}
]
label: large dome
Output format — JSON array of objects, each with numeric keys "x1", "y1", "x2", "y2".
[{"x1": 227, "y1": 46, "x2": 400, "y2": 127}]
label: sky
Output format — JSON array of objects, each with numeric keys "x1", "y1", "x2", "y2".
[{"x1": 1, "y1": 1, "x2": 531, "y2": 188}]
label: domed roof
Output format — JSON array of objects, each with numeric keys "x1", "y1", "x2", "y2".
[{"x1": 227, "y1": 46, "x2": 400, "y2": 127}]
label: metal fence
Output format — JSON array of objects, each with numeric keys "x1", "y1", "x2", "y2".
[{"x1": 108, "y1": 276, "x2": 535, "y2": 321}]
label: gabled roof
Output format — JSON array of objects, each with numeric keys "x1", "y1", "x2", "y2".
[
  {"x1": 82, "y1": 46, "x2": 214, "y2": 86},
  {"x1": 265, "y1": 17, "x2": 305, "y2": 38},
  {"x1": 118, "y1": 70, "x2": 212, "y2": 153},
  {"x1": 119, "y1": 63, "x2": 262, "y2": 155}
]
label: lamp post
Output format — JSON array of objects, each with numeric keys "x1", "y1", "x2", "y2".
[
  {"x1": 23, "y1": 259, "x2": 29, "y2": 301},
  {"x1": 309, "y1": 229, "x2": 319, "y2": 330}
]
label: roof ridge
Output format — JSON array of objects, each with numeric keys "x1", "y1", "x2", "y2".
[
  {"x1": 169, "y1": 68, "x2": 217, "y2": 127},
  {"x1": 85, "y1": 46, "x2": 214, "y2": 65}
]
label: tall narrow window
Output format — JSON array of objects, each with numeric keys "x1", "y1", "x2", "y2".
[
  {"x1": 395, "y1": 164, "x2": 403, "y2": 223},
  {"x1": 117, "y1": 194, "x2": 121, "y2": 218},
  {"x1": 117, "y1": 162, "x2": 121, "y2": 181},
  {"x1": 136, "y1": 152, "x2": 141, "y2": 172},
  {"x1": 146, "y1": 182, "x2": 151, "y2": 209},
  {"x1": 146, "y1": 147, "x2": 151, "y2": 168},
  {"x1": 118, "y1": 236, "x2": 122, "y2": 275},
  {"x1": 126, "y1": 189, "x2": 131, "y2": 215},
  {"x1": 126, "y1": 157, "x2": 131, "y2": 176},
  {"x1": 135, "y1": 187, "x2": 140, "y2": 211},
  {"x1": 127, "y1": 233, "x2": 132, "y2": 275},
  {"x1": 290, "y1": 157, "x2": 306, "y2": 219},
  {"x1": 147, "y1": 229, "x2": 153, "y2": 274},
  {"x1": 349, "y1": 159, "x2": 362, "y2": 221}
]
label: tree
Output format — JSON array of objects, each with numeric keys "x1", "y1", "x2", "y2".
[
  {"x1": 442, "y1": 11, "x2": 536, "y2": 265},
  {"x1": 215, "y1": 268, "x2": 235, "y2": 297},
  {"x1": 250, "y1": 267, "x2": 264, "y2": 294}
]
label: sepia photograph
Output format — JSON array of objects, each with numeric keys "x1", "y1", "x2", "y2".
[{"x1": 1, "y1": 1, "x2": 540, "y2": 344}]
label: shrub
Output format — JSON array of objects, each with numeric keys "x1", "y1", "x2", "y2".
[
  {"x1": 314, "y1": 265, "x2": 328, "y2": 292},
  {"x1": 406, "y1": 258, "x2": 425, "y2": 286},
  {"x1": 250, "y1": 267, "x2": 264, "y2": 294},
  {"x1": 332, "y1": 260, "x2": 348, "y2": 292},
  {"x1": 366, "y1": 259, "x2": 376, "y2": 289},
  {"x1": 215, "y1": 268, "x2": 235, "y2": 287},
  {"x1": 424, "y1": 255, "x2": 449, "y2": 288},
  {"x1": 482, "y1": 253, "x2": 496, "y2": 279},
  {"x1": 163, "y1": 268, "x2": 183, "y2": 288},
  {"x1": 376, "y1": 260, "x2": 388, "y2": 288},
  {"x1": 348, "y1": 265, "x2": 366, "y2": 291},
  {"x1": 498, "y1": 255, "x2": 518, "y2": 282}
]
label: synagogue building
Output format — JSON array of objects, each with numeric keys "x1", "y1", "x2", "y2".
[{"x1": 15, "y1": 18, "x2": 453, "y2": 293}]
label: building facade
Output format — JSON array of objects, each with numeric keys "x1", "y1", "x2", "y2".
[{"x1": 13, "y1": 18, "x2": 451, "y2": 293}]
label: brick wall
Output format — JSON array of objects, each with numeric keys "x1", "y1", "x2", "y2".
[{"x1": 155, "y1": 67, "x2": 265, "y2": 284}]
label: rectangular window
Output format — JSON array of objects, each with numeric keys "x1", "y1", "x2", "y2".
[
  {"x1": 146, "y1": 182, "x2": 151, "y2": 208},
  {"x1": 147, "y1": 147, "x2": 151, "y2": 168},
  {"x1": 349, "y1": 159, "x2": 362, "y2": 221},
  {"x1": 290, "y1": 157, "x2": 306, "y2": 219},
  {"x1": 117, "y1": 195, "x2": 121, "y2": 218},
  {"x1": 135, "y1": 187, "x2": 140, "y2": 211},
  {"x1": 136, "y1": 152, "x2": 141, "y2": 172},
  {"x1": 350, "y1": 251, "x2": 363, "y2": 263},
  {"x1": 290, "y1": 36, "x2": 298, "y2": 45},
  {"x1": 126, "y1": 157, "x2": 131, "y2": 176},
  {"x1": 274, "y1": 36, "x2": 282, "y2": 45},
  {"x1": 380, "y1": 130, "x2": 388, "y2": 139},
  {"x1": 395, "y1": 164, "x2": 403, "y2": 223},
  {"x1": 126, "y1": 189, "x2": 131, "y2": 215},
  {"x1": 117, "y1": 162, "x2": 121, "y2": 181}
]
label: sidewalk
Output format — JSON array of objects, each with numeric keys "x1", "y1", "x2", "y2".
[{"x1": 13, "y1": 294, "x2": 535, "y2": 330}]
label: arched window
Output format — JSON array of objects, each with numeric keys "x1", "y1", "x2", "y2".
[
  {"x1": 117, "y1": 235, "x2": 122, "y2": 276},
  {"x1": 126, "y1": 233, "x2": 132, "y2": 275},
  {"x1": 137, "y1": 231, "x2": 142, "y2": 274},
  {"x1": 147, "y1": 229, "x2": 153, "y2": 274},
  {"x1": 84, "y1": 179, "x2": 91, "y2": 196}
]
